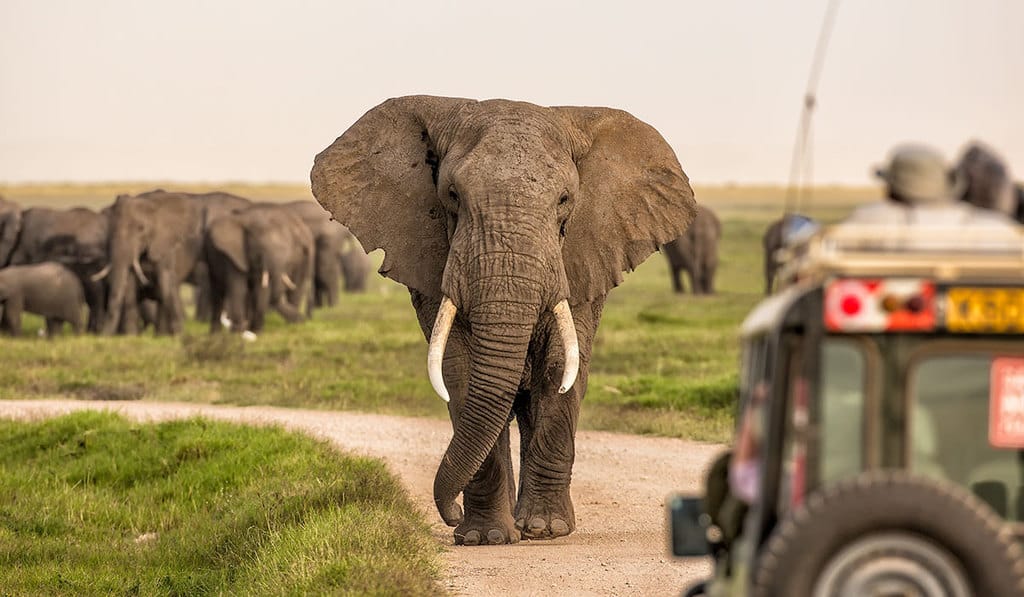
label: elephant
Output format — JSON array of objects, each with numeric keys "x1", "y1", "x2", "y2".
[
  {"x1": 311, "y1": 95, "x2": 696, "y2": 545},
  {"x1": 285, "y1": 200, "x2": 371, "y2": 309},
  {"x1": 0, "y1": 262, "x2": 85, "y2": 336},
  {"x1": 205, "y1": 203, "x2": 315, "y2": 334},
  {"x1": 662, "y1": 204, "x2": 720, "y2": 294},
  {"x1": 762, "y1": 213, "x2": 816, "y2": 294},
  {"x1": 7, "y1": 206, "x2": 109, "y2": 332},
  {"x1": 953, "y1": 143, "x2": 1020, "y2": 221},
  {"x1": 0, "y1": 195, "x2": 23, "y2": 267},
  {"x1": 100, "y1": 190, "x2": 205, "y2": 335}
]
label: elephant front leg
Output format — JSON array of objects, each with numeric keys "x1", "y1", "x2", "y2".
[
  {"x1": 514, "y1": 383, "x2": 581, "y2": 539},
  {"x1": 514, "y1": 303, "x2": 598, "y2": 540},
  {"x1": 456, "y1": 426, "x2": 519, "y2": 546}
]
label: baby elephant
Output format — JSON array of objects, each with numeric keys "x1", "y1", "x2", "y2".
[
  {"x1": 0, "y1": 262, "x2": 85, "y2": 336},
  {"x1": 663, "y1": 204, "x2": 721, "y2": 294}
]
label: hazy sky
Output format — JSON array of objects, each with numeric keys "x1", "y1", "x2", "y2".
[{"x1": 2, "y1": 0, "x2": 1022, "y2": 185}]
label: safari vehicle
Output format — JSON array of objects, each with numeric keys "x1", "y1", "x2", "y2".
[{"x1": 671, "y1": 215, "x2": 1024, "y2": 596}]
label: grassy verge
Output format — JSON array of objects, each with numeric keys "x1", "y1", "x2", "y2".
[
  {"x1": 0, "y1": 411, "x2": 442, "y2": 596},
  {"x1": 0, "y1": 184, "x2": 880, "y2": 443}
]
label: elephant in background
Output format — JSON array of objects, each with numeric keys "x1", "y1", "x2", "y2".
[
  {"x1": 205, "y1": 203, "x2": 314, "y2": 334},
  {"x1": 339, "y1": 229, "x2": 370, "y2": 293},
  {"x1": 662, "y1": 204, "x2": 720, "y2": 294},
  {"x1": 8, "y1": 206, "x2": 109, "y2": 332},
  {"x1": 285, "y1": 200, "x2": 370, "y2": 310},
  {"x1": 762, "y1": 213, "x2": 817, "y2": 294},
  {"x1": 101, "y1": 191, "x2": 205, "y2": 335},
  {"x1": 311, "y1": 96, "x2": 695, "y2": 545},
  {"x1": 953, "y1": 142, "x2": 1021, "y2": 222},
  {"x1": 0, "y1": 196, "x2": 23, "y2": 267},
  {"x1": 0, "y1": 262, "x2": 85, "y2": 336}
]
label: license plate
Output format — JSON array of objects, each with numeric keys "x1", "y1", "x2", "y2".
[{"x1": 945, "y1": 288, "x2": 1024, "y2": 333}]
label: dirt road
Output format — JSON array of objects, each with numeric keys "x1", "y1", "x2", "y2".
[{"x1": 0, "y1": 399, "x2": 722, "y2": 596}]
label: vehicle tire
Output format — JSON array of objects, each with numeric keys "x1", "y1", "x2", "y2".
[{"x1": 753, "y1": 470, "x2": 1024, "y2": 597}]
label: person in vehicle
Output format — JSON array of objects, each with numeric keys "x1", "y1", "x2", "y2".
[{"x1": 847, "y1": 144, "x2": 1018, "y2": 227}]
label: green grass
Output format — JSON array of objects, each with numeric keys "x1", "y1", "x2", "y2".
[
  {"x1": 0, "y1": 183, "x2": 882, "y2": 442},
  {"x1": 0, "y1": 411, "x2": 442, "y2": 596}
]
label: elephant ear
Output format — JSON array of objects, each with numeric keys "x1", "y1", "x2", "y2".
[
  {"x1": 310, "y1": 95, "x2": 475, "y2": 297},
  {"x1": 556, "y1": 107, "x2": 697, "y2": 302},
  {"x1": 208, "y1": 218, "x2": 247, "y2": 273}
]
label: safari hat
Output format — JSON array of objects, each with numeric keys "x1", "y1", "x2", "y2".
[{"x1": 874, "y1": 144, "x2": 955, "y2": 204}]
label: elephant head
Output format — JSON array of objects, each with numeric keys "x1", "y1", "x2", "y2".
[{"x1": 311, "y1": 96, "x2": 695, "y2": 524}]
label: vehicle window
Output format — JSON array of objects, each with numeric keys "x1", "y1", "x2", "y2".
[
  {"x1": 910, "y1": 355, "x2": 1024, "y2": 521},
  {"x1": 820, "y1": 339, "x2": 866, "y2": 484}
]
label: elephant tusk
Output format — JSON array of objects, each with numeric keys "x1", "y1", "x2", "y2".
[
  {"x1": 261, "y1": 270, "x2": 269, "y2": 288},
  {"x1": 90, "y1": 264, "x2": 111, "y2": 282},
  {"x1": 552, "y1": 299, "x2": 580, "y2": 394},
  {"x1": 427, "y1": 296, "x2": 457, "y2": 403},
  {"x1": 132, "y1": 258, "x2": 150, "y2": 285},
  {"x1": 281, "y1": 273, "x2": 297, "y2": 291}
]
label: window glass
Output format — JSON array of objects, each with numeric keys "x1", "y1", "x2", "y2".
[
  {"x1": 911, "y1": 355, "x2": 1024, "y2": 521},
  {"x1": 820, "y1": 340, "x2": 866, "y2": 483}
]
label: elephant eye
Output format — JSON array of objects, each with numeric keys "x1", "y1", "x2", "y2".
[
  {"x1": 559, "y1": 193, "x2": 569, "y2": 206},
  {"x1": 448, "y1": 186, "x2": 460, "y2": 204}
]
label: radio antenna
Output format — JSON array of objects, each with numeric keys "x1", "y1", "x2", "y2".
[{"x1": 784, "y1": 0, "x2": 843, "y2": 216}]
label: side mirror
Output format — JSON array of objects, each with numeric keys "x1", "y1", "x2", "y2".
[{"x1": 668, "y1": 494, "x2": 711, "y2": 557}]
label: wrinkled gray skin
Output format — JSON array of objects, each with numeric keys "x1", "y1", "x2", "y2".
[
  {"x1": 311, "y1": 96, "x2": 695, "y2": 545},
  {"x1": 284, "y1": 200, "x2": 370, "y2": 310},
  {"x1": 954, "y1": 143, "x2": 1020, "y2": 221},
  {"x1": 662, "y1": 204, "x2": 720, "y2": 294},
  {"x1": 101, "y1": 191, "x2": 205, "y2": 335},
  {"x1": 0, "y1": 262, "x2": 85, "y2": 336},
  {"x1": 205, "y1": 203, "x2": 314, "y2": 333},
  {"x1": 8, "y1": 207, "x2": 109, "y2": 332},
  {"x1": 0, "y1": 196, "x2": 23, "y2": 268}
]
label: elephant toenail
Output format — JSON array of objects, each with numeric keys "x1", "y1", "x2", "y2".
[
  {"x1": 515, "y1": 518, "x2": 525, "y2": 531},
  {"x1": 487, "y1": 529, "x2": 505, "y2": 545},
  {"x1": 528, "y1": 517, "x2": 547, "y2": 533},
  {"x1": 550, "y1": 519, "x2": 569, "y2": 536},
  {"x1": 463, "y1": 530, "x2": 481, "y2": 546}
]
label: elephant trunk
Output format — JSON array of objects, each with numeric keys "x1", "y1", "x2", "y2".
[{"x1": 433, "y1": 291, "x2": 540, "y2": 526}]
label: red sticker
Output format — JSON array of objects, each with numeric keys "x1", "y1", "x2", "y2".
[{"x1": 990, "y1": 358, "x2": 1024, "y2": 448}]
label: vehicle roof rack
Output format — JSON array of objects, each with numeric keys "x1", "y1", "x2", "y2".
[{"x1": 778, "y1": 221, "x2": 1024, "y2": 286}]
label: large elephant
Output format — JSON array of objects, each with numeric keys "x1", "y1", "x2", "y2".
[
  {"x1": 8, "y1": 206, "x2": 109, "y2": 332},
  {"x1": 0, "y1": 262, "x2": 85, "y2": 336},
  {"x1": 205, "y1": 203, "x2": 314, "y2": 334},
  {"x1": 953, "y1": 143, "x2": 1020, "y2": 221},
  {"x1": 100, "y1": 191, "x2": 205, "y2": 335},
  {"x1": 311, "y1": 96, "x2": 695, "y2": 545},
  {"x1": 0, "y1": 196, "x2": 23, "y2": 267},
  {"x1": 285, "y1": 200, "x2": 370, "y2": 309},
  {"x1": 662, "y1": 204, "x2": 720, "y2": 294}
]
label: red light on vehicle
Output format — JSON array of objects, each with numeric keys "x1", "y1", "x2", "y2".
[{"x1": 840, "y1": 295, "x2": 862, "y2": 315}]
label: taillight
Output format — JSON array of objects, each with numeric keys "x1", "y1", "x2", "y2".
[{"x1": 825, "y1": 278, "x2": 936, "y2": 332}]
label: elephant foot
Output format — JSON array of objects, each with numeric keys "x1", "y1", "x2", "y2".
[
  {"x1": 514, "y1": 495, "x2": 575, "y2": 540},
  {"x1": 454, "y1": 512, "x2": 519, "y2": 546}
]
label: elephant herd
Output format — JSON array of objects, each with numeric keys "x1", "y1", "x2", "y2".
[{"x1": 0, "y1": 190, "x2": 370, "y2": 337}]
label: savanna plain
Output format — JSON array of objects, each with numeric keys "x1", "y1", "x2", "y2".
[{"x1": 0, "y1": 182, "x2": 877, "y2": 595}]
